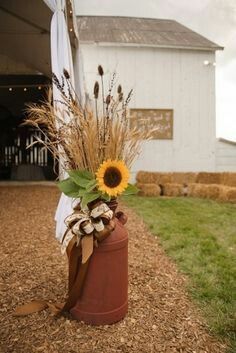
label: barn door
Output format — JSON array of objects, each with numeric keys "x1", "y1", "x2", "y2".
[
  {"x1": 0, "y1": 75, "x2": 57, "y2": 181},
  {"x1": 0, "y1": 122, "x2": 56, "y2": 181}
]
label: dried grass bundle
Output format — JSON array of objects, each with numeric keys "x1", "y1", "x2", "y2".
[{"x1": 25, "y1": 67, "x2": 151, "y2": 176}]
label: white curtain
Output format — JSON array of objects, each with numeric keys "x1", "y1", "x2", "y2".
[
  {"x1": 44, "y1": 0, "x2": 75, "y2": 100},
  {"x1": 44, "y1": 0, "x2": 81, "y2": 242}
]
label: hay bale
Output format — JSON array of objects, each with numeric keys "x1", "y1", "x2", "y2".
[
  {"x1": 196, "y1": 172, "x2": 222, "y2": 185},
  {"x1": 137, "y1": 183, "x2": 161, "y2": 197},
  {"x1": 136, "y1": 172, "x2": 173, "y2": 185},
  {"x1": 163, "y1": 183, "x2": 183, "y2": 197},
  {"x1": 218, "y1": 185, "x2": 229, "y2": 202},
  {"x1": 188, "y1": 183, "x2": 209, "y2": 198},
  {"x1": 136, "y1": 171, "x2": 154, "y2": 184},
  {"x1": 151, "y1": 172, "x2": 173, "y2": 185},
  {"x1": 219, "y1": 185, "x2": 236, "y2": 202},
  {"x1": 171, "y1": 172, "x2": 198, "y2": 184},
  {"x1": 205, "y1": 184, "x2": 221, "y2": 200},
  {"x1": 221, "y1": 172, "x2": 236, "y2": 187},
  {"x1": 225, "y1": 187, "x2": 236, "y2": 202},
  {"x1": 185, "y1": 183, "x2": 236, "y2": 202}
]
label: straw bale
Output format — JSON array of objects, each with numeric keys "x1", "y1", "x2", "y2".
[
  {"x1": 219, "y1": 185, "x2": 236, "y2": 202},
  {"x1": 155, "y1": 173, "x2": 173, "y2": 185},
  {"x1": 188, "y1": 183, "x2": 208, "y2": 198},
  {"x1": 221, "y1": 172, "x2": 236, "y2": 187},
  {"x1": 171, "y1": 172, "x2": 198, "y2": 184},
  {"x1": 218, "y1": 186, "x2": 229, "y2": 202},
  {"x1": 226, "y1": 187, "x2": 236, "y2": 202},
  {"x1": 196, "y1": 172, "x2": 222, "y2": 185},
  {"x1": 136, "y1": 171, "x2": 155, "y2": 184},
  {"x1": 205, "y1": 184, "x2": 221, "y2": 200},
  {"x1": 137, "y1": 182, "x2": 161, "y2": 197},
  {"x1": 136, "y1": 172, "x2": 173, "y2": 185},
  {"x1": 162, "y1": 183, "x2": 183, "y2": 197},
  {"x1": 149, "y1": 172, "x2": 162, "y2": 184}
]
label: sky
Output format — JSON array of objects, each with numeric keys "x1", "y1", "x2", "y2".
[{"x1": 75, "y1": 0, "x2": 236, "y2": 141}]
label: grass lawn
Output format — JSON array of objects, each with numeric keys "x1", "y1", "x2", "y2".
[{"x1": 123, "y1": 196, "x2": 236, "y2": 351}]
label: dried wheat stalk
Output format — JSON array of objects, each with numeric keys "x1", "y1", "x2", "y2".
[{"x1": 25, "y1": 66, "x2": 152, "y2": 176}]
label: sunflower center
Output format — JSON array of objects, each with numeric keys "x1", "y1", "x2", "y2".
[{"x1": 103, "y1": 167, "x2": 122, "y2": 188}]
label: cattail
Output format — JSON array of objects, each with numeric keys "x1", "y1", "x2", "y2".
[
  {"x1": 118, "y1": 92, "x2": 123, "y2": 102},
  {"x1": 98, "y1": 65, "x2": 104, "y2": 76},
  {"x1": 117, "y1": 84, "x2": 122, "y2": 94},
  {"x1": 63, "y1": 68, "x2": 70, "y2": 79},
  {"x1": 94, "y1": 81, "x2": 99, "y2": 99},
  {"x1": 125, "y1": 89, "x2": 133, "y2": 105},
  {"x1": 52, "y1": 73, "x2": 60, "y2": 86},
  {"x1": 106, "y1": 94, "x2": 111, "y2": 105},
  {"x1": 52, "y1": 73, "x2": 65, "y2": 95}
]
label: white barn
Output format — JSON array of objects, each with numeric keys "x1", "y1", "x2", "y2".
[
  {"x1": 76, "y1": 16, "x2": 232, "y2": 178},
  {"x1": 216, "y1": 138, "x2": 236, "y2": 172},
  {"x1": 1, "y1": 4, "x2": 236, "y2": 180}
]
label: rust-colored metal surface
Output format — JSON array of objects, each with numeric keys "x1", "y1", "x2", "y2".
[{"x1": 70, "y1": 218, "x2": 128, "y2": 325}]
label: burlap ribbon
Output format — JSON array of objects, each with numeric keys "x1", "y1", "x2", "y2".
[{"x1": 14, "y1": 202, "x2": 115, "y2": 317}]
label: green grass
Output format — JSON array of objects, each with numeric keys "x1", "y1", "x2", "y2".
[{"x1": 123, "y1": 196, "x2": 236, "y2": 350}]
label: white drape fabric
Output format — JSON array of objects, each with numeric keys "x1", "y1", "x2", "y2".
[
  {"x1": 43, "y1": 0, "x2": 81, "y2": 242},
  {"x1": 44, "y1": 0, "x2": 75, "y2": 103}
]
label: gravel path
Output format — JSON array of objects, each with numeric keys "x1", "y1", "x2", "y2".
[{"x1": 0, "y1": 186, "x2": 227, "y2": 353}]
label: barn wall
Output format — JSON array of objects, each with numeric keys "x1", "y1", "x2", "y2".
[
  {"x1": 80, "y1": 44, "x2": 216, "y2": 178},
  {"x1": 215, "y1": 140, "x2": 236, "y2": 171}
]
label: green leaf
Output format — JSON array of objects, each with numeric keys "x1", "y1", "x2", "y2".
[
  {"x1": 122, "y1": 183, "x2": 139, "y2": 196},
  {"x1": 79, "y1": 170, "x2": 94, "y2": 180},
  {"x1": 57, "y1": 178, "x2": 80, "y2": 197},
  {"x1": 68, "y1": 170, "x2": 93, "y2": 188},
  {"x1": 86, "y1": 179, "x2": 97, "y2": 192},
  {"x1": 101, "y1": 193, "x2": 111, "y2": 202},
  {"x1": 81, "y1": 191, "x2": 102, "y2": 209},
  {"x1": 78, "y1": 188, "x2": 87, "y2": 197}
]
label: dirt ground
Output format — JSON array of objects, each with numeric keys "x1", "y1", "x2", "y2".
[{"x1": 0, "y1": 186, "x2": 227, "y2": 353}]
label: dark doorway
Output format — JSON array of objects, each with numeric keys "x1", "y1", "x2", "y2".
[{"x1": 0, "y1": 74, "x2": 57, "y2": 180}]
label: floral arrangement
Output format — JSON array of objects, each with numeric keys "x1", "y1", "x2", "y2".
[
  {"x1": 26, "y1": 65, "x2": 151, "y2": 208},
  {"x1": 15, "y1": 66, "x2": 154, "y2": 318}
]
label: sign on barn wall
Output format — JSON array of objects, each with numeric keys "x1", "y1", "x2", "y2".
[{"x1": 129, "y1": 109, "x2": 173, "y2": 139}]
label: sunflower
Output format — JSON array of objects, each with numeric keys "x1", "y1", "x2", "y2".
[{"x1": 96, "y1": 159, "x2": 130, "y2": 197}]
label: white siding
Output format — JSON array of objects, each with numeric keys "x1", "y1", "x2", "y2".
[
  {"x1": 216, "y1": 140, "x2": 236, "y2": 171},
  {"x1": 81, "y1": 44, "x2": 216, "y2": 178}
]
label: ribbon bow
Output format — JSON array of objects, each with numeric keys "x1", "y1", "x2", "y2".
[{"x1": 61, "y1": 202, "x2": 115, "y2": 263}]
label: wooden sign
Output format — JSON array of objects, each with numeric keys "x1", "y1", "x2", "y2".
[{"x1": 129, "y1": 109, "x2": 173, "y2": 139}]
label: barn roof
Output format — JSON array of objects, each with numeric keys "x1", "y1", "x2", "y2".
[{"x1": 77, "y1": 16, "x2": 223, "y2": 51}]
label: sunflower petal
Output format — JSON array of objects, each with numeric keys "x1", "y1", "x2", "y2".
[{"x1": 95, "y1": 159, "x2": 130, "y2": 197}]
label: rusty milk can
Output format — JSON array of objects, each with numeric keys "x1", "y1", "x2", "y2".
[{"x1": 70, "y1": 212, "x2": 128, "y2": 325}]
